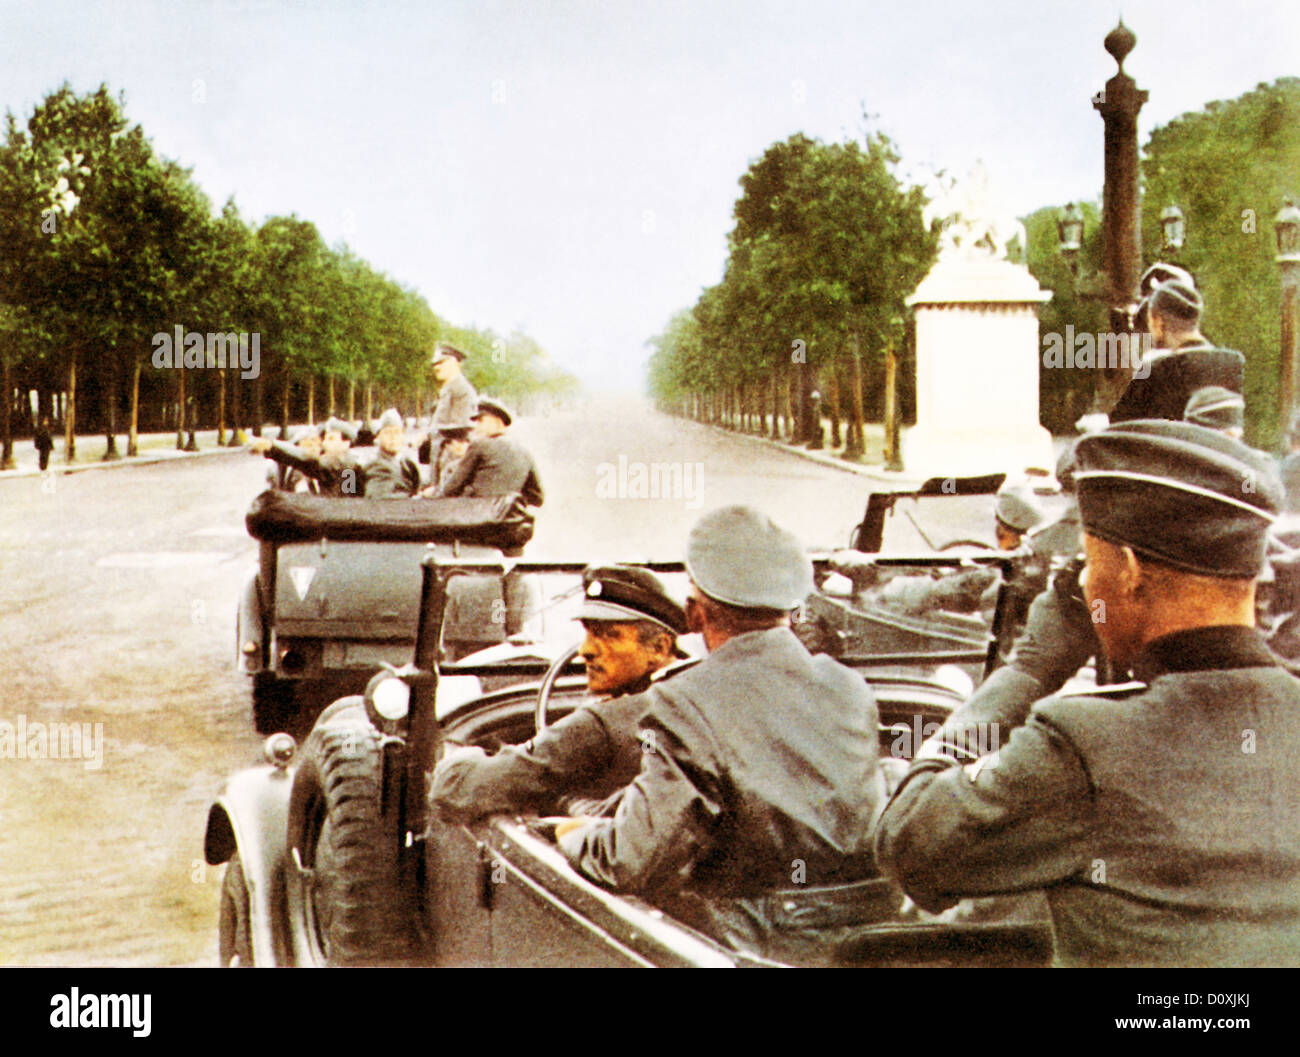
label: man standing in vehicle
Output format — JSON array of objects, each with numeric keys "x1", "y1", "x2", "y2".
[
  {"x1": 430, "y1": 564, "x2": 687, "y2": 822},
  {"x1": 422, "y1": 343, "x2": 477, "y2": 475},
  {"x1": 874, "y1": 420, "x2": 1300, "y2": 967},
  {"x1": 556, "y1": 506, "x2": 891, "y2": 965}
]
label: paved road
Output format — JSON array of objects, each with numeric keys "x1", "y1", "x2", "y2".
[{"x1": 0, "y1": 397, "x2": 1002, "y2": 966}]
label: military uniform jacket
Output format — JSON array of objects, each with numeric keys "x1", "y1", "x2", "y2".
[
  {"x1": 1108, "y1": 344, "x2": 1244, "y2": 423},
  {"x1": 875, "y1": 625, "x2": 1300, "y2": 967},
  {"x1": 263, "y1": 441, "x2": 361, "y2": 497},
  {"x1": 362, "y1": 448, "x2": 422, "y2": 498},
  {"x1": 437, "y1": 436, "x2": 544, "y2": 506},
  {"x1": 559, "y1": 627, "x2": 885, "y2": 900},
  {"x1": 432, "y1": 373, "x2": 477, "y2": 431},
  {"x1": 429, "y1": 688, "x2": 649, "y2": 823}
]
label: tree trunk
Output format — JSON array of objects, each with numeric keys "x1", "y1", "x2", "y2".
[
  {"x1": 217, "y1": 368, "x2": 227, "y2": 446},
  {"x1": 128, "y1": 358, "x2": 141, "y2": 456},
  {"x1": 103, "y1": 346, "x2": 120, "y2": 460},
  {"x1": 0, "y1": 357, "x2": 14, "y2": 470},
  {"x1": 228, "y1": 369, "x2": 244, "y2": 446},
  {"x1": 364, "y1": 381, "x2": 373, "y2": 425},
  {"x1": 65, "y1": 348, "x2": 77, "y2": 461},
  {"x1": 328, "y1": 374, "x2": 337, "y2": 418},
  {"x1": 826, "y1": 362, "x2": 842, "y2": 450},
  {"x1": 176, "y1": 363, "x2": 187, "y2": 449},
  {"x1": 253, "y1": 371, "x2": 264, "y2": 438},
  {"x1": 348, "y1": 378, "x2": 356, "y2": 421},
  {"x1": 769, "y1": 370, "x2": 779, "y2": 439},
  {"x1": 307, "y1": 375, "x2": 315, "y2": 425},
  {"x1": 280, "y1": 369, "x2": 291, "y2": 438},
  {"x1": 845, "y1": 331, "x2": 866, "y2": 459}
]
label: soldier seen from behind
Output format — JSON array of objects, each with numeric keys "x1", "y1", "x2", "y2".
[
  {"x1": 555, "y1": 506, "x2": 892, "y2": 966},
  {"x1": 1109, "y1": 267, "x2": 1244, "y2": 424},
  {"x1": 875, "y1": 419, "x2": 1300, "y2": 967},
  {"x1": 421, "y1": 397, "x2": 543, "y2": 510}
]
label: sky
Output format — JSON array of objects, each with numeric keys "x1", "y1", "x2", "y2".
[{"x1": 2, "y1": 0, "x2": 1297, "y2": 391}]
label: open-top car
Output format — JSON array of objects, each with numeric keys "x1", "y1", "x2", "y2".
[
  {"x1": 206, "y1": 518, "x2": 1056, "y2": 967},
  {"x1": 235, "y1": 490, "x2": 538, "y2": 736}
]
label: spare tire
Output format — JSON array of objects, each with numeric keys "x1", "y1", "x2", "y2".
[{"x1": 286, "y1": 699, "x2": 415, "y2": 966}]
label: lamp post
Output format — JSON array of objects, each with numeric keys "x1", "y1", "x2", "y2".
[
  {"x1": 1275, "y1": 197, "x2": 1300, "y2": 439},
  {"x1": 1093, "y1": 20, "x2": 1148, "y2": 332},
  {"x1": 1057, "y1": 203, "x2": 1084, "y2": 275}
]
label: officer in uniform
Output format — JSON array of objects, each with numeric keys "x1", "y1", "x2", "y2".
[
  {"x1": 364, "y1": 408, "x2": 422, "y2": 498},
  {"x1": 556, "y1": 506, "x2": 891, "y2": 965},
  {"x1": 1183, "y1": 385, "x2": 1245, "y2": 439},
  {"x1": 874, "y1": 419, "x2": 1300, "y2": 967},
  {"x1": 423, "y1": 397, "x2": 543, "y2": 509},
  {"x1": 429, "y1": 565, "x2": 687, "y2": 823},
  {"x1": 423, "y1": 343, "x2": 477, "y2": 470},
  {"x1": 1109, "y1": 276, "x2": 1244, "y2": 424}
]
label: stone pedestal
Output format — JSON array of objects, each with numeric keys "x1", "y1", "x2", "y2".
[{"x1": 902, "y1": 256, "x2": 1055, "y2": 478}]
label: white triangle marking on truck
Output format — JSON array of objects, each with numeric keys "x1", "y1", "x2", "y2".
[{"x1": 290, "y1": 566, "x2": 316, "y2": 600}]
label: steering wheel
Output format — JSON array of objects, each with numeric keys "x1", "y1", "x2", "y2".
[
  {"x1": 534, "y1": 642, "x2": 582, "y2": 735},
  {"x1": 938, "y1": 538, "x2": 997, "y2": 552}
]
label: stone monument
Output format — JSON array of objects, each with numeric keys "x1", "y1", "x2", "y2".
[{"x1": 902, "y1": 167, "x2": 1056, "y2": 478}]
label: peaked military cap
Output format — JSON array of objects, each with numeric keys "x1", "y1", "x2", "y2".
[
  {"x1": 686, "y1": 506, "x2": 812, "y2": 610},
  {"x1": 321, "y1": 416, "x2": 357, "y2": 442},
  {"x1": 995, "y1": 484, "x2": 1044, "y2": 534},
  {"x1": 472, "y1": 397, "x2": 513, "y2": 426},
  {"x1": 1149, "y1": 278, "x2": 1203, "y2": 323},
  {"x1": 1183, "y1": 386, "x2": 1244, "y2": 434},
  {"x1": 432, "y1": 343, "x2": 467, "y2": 365},
  {"x1": 1073, "y1": 419, "x2": 1281, "y2": 578},
  {"x1": 578, "y1": 565, "x2": 687, "y2": 635},
  {"x1": 376, "y1": 407, "x2": 404, "y2": 432},
  {"x1": 1139, "y1": 262, "x2": 1195, "y2": 298}
]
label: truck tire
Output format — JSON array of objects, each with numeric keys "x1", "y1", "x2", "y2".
[
  {"x1": 287, "y1": 702, "x2": 414, "y2": 966},
  {"x1": 218, "y1": 854, "x2": 254, "y2": 967}
]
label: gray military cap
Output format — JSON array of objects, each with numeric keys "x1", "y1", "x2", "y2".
[
  {"x1": 321, "y1": 416, "x2": 357, "y2": 442},
  {"x1": 994, "y1": 484, "x2": 1044, "y2": 534},
  {"x1": 1074, "y1": 419, "x2": 1281, "y2": 578},
  {"x1": 472, "y1": 397, "x2": 513, "y2": 427},
  {"x1": 376, "y1": 407, "x2": 404, "y2": 432},
  {"x1": 1183, "y1": 386, "x2": 1244, "y2": 434},
  {"x1": 686, "y1": 506, "x2": 812, "y2": 610}
]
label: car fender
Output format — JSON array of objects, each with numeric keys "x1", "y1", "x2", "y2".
[
  {"x1": 236, "y1": 570, "x2": 264, "y2": 673},
  {"x1": 205, "y1": 763, "x2": 295, "y2": 966}
]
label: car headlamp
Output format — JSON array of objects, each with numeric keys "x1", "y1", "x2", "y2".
[{"x1": 365, "y1": 670, "x2": 411, "y2": 725}]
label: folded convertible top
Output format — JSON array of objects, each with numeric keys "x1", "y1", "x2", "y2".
[{"x1": 246, "y1": 489, "x2": 534, "y2": 548}]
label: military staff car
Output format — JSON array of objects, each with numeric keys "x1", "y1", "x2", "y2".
[{"x1": 206, "y1": 525, "x2": 1054, "y2": 967}]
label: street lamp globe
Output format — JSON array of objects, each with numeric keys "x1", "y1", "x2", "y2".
[
  {"x1": 1275, "y1": 197, "x2": 1300, "y2": 263},
  {"x1": 1057, "y1": 203, "x2": 1084, "y2": 264},
  {"x1": 1160, "y1": 204, "x2": 1185, "y2": 254}
]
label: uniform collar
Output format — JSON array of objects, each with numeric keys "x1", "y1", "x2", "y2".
[{"x1": 1132, "y1": 625, "x2": 1278, "y2": 682}]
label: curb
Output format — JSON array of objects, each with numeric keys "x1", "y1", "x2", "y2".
[
  {"x1": 0, "y1": 441, "x2": 246, "y2": 481},
  {"x1": 693, "y1": 419, "x2": 926, "y2": 487}
]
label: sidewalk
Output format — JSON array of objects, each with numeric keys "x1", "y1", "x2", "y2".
[
  {"x1": 0, "y1": 428, "x2": 253, "y2": 479},
  {"x1": 701, "y1": 418, "x2": 930, "y2": 487}
]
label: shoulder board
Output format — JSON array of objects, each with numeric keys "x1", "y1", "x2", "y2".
[
  {"x1": 651, "y1": 657, "x2": 702, "y2": 683},
  {"x1": 1047, "y1": 680, "x2": 1148, "y2": 701}
]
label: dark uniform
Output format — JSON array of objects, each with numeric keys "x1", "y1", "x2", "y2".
[
  {"x1": 430, "y1": 565, "x2": 687, "y2": 822},
  {"x1": 558, "y1": 507, "x2": 891, "y2": 964},
  {"x1": 437, "y1": 436, "x2": 543, "y2": 506},
  {"x1": 1108, "y1": 342, "x2": 1245, "y2": 424},
  {"x1": 875, "y1": 419, "x2": 1300, "y2": 967},
  {"x1": 362, "y1": 448, "x2": 421, "y2": 498},
  {"x1": 431, "y1": 689, "x2": 648, "y2": 823}
]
